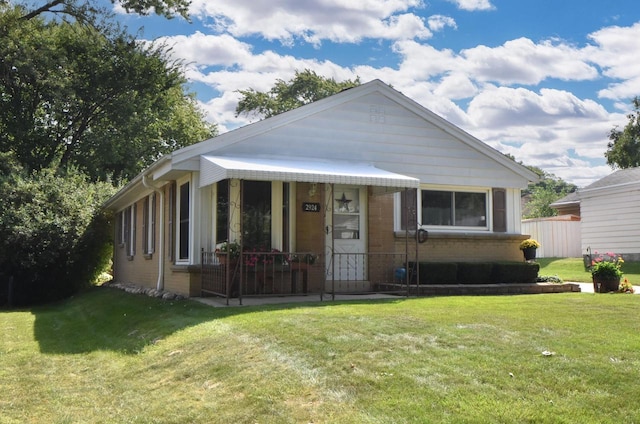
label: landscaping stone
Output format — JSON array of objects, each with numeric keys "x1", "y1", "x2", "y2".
[{"x1": 104, "y1": 281, "x2": 183, "y2": 301}]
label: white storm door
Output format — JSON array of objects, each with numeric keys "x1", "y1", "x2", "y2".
[{"x1": 327, "y1": 185, "x2": 367, "y2": 282}]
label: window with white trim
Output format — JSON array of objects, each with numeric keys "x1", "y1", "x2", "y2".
[
  {"x1": 399, "y1": 188, "x2": 490, "y2": 230},
  {"x1": 117, "y1": 210, "x2": 125, "y2": 246},
  {"x1": 177, "y1": 178, "x2": 190, "y2": 261},
  {"x1": 124, "y1": 204, "x2": 136, "y2": 257},
  {"x1": 143, "y1": 193, "x2": 156, "y2": 256},
  {"x1": 422, "y1": 190, "x2": 487, "y2": 228}
]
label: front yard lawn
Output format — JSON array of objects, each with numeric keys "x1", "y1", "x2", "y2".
[
  {"x1": 1, "y1": 287, "x2": 639, "y2": 423},
  {"x1": 537, "y1": 257, "x2": 640, "y2": 285}
]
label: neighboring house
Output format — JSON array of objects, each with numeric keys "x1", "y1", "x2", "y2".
[
  {"x1": 550, "y1": 191, "x2": 581, "y2": 217},
  {"x1": 579, "y1": 167, "x2": 640, "y2": 261},
  {"x1": 103, "y1": 79, "x2": 538, "y2": 299}
]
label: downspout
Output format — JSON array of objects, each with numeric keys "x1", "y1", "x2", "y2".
[{"x1": 142, "y1": 175, "x2": 165, "y2": 291}]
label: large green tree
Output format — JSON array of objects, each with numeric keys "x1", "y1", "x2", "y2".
[
  {"x1": 605, "y1": 97, "x2": 640, "y2": 169},
  {"x1": 522, "y1": 165, "x2": 577, "y2": 219},
  {"x1": 235, "y1": 69, "x2": 361, "y2": 119},
  {"x1": 0, "y1": 3, "x2": 214, "y2": 182},
  {"x1": 5, "y1": 0, "x2": 191, "y2": 22},
  {"x1": 0, "y1": 0, "x2": 209, "y2": 305}
]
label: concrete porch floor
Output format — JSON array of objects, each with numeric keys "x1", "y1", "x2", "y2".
[
  {"x1": 192, "y1": 282, "x2": 640, "y2": 308},
  {"x1": 194, "y1": 293, "x2": 401, "y2": 307}
]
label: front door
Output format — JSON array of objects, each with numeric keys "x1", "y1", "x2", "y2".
[{"x1": 326, "y1": 185, "x2": 368, "y2": 291}]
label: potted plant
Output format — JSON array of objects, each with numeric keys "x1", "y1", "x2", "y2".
[
  {"x1": 216, "y1": 241, "x2": 240, "y2": 264},
  {"x1": 619, "y1": 278, "x2": 635, "y2": 294},
  {"x1": 519, "y1": 238, "x2": 540, "y2": 261},
  {"x1": 590, "y1": 252, "x2": 623, "y2": 293}
]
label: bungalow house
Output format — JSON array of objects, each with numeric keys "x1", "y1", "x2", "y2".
[{"x1": 103, "y1": 79, "x2": 538, "y2": 300}]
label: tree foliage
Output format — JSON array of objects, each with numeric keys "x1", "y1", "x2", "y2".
[
  {"x1": 605, "y1": 97, "x2": 640, "y2": 169},
  {"x1": 0, "y1": 153, "x2": 116, "y2": 305},
  {"x1": 235, "y1": 69, "x2": 361, "y2": 119},
  {"x1": 12, "y1": 0, "x2": 191, "y2": 22},
  {"x1": 0, "y1": 3, "x2": 215, "y2": 182},
  {"x1": 0, "y1": 1, "x2": 210, "y2": 305},
  {"x1": 503, "y1": 155, "x2": 577, "y2": 219},
  {"x1": 521, "y1": 165, "x2": 577, "y2": 219}
]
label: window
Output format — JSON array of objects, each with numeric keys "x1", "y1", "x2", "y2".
[
  {"x1": 400, "y1": 188, "x2": 493, "y2": 230},
  {"x1": 422, "y1": 190, "x2": 487, "y2": 228},
  {"x1": 143, "y1": 194, "x2": 156, "y2": 255},
  {"x1": 168, "y1": 182, "x2": 175, "y2": 261},
  {"x1": 117, "y1": 210, "x2": 125, "y2": 245},
  {"x1": 215, "y1": 180, "x2": 290, "y2": 252},
  {"x1": 216, "y1": 180, "x2": 229, "y2": 244},
  {"x1": 333, "y1": 188, "x2": 360, "y2": 239},
  {"x1": 177, "y1": 180, "x2": 190, "y2": 261},
  {"x1": 243, "y1": 181, "x2": 272, "y2": 248},
  {"x1": 124, "y1": 204, "x2": 136, "y2": 257}
]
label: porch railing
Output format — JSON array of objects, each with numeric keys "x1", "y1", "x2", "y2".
[
  {"x1": 328, "y1": 252, "x2": 414, "y2": 295},
  {"x1": 202, "y1": 250, "x2": 415, "y2": 302}
]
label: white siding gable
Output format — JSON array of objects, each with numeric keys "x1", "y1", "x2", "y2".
[{"x1": 170, "y1": 80, "x2": 535, "y2": 190}]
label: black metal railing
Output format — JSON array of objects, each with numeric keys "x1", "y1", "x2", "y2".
[
  {"x1": 328, "y1": 252, "x2": 413, "y2": 294},
  {"x1": 202, "y1": 250, "x2": 413, "y2": 301}
]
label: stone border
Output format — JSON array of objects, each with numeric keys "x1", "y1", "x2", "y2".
[
  {"x1": 376, "y1": 282, "x2": 581, "y2": 296},
  {"x1": 103, "y1": 281, "x2": 185, "y2": 301}
]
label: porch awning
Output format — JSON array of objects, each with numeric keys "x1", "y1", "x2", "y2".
[{"x1": 199, "y1": 155, "x2": 420, "y2": 191}]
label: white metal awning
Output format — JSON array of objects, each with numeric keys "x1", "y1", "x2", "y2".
[{"x1": 200, "y1": 155, "x2": 420, "y2": 191}]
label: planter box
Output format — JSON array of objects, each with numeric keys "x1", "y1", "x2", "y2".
[{"x1": 592, "y1": 276, "x2": 620, "y2": 293}]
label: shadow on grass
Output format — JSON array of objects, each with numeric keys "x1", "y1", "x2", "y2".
[{"x1": 32, "y1": 286, "x2": 405, "y2": 355}]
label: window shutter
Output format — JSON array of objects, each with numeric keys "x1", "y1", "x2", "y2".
[
  {"x1": 124, "y1": 207, "x2": 131, "y2": 254},
  {"x1": 168, "y1": 182, "x2": 175, "y2": 261},
  {"x1": 132, "y1": 202, "x2": 137, "y2": 255},
  {"x1": 492, "y1": 188, "x2": 507, "y2": 232},
  {"x1": 151, "y1": 193, "x2": 156, "y2": 254},
  {"x1": 400, "y1": 188, "x2": 418, "y2": 230},
  {"x1": 142, "y1": 197, "x2": 148, "y2": 253}
]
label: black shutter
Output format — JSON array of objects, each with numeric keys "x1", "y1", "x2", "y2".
[
  {"x1": 492, "y1": 188, "x2": 506, "y2": 232},
  {"x1": 401, "y1": 188, "x2": 418, "y2": 230}
]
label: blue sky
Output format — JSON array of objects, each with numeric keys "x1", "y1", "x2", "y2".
[{"x1": 112, "y1": 0, "x2": 640, "y2": 187}]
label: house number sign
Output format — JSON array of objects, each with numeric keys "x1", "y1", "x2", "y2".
[{"x1": 302, "y1": 202, "x2": 321, "y2": 212}]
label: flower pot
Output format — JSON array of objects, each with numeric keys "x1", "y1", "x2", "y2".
[
  {"x1": 217, "y1": 255, "x2": 238, "y2": 267},
  {"x1": 522, "y1": 247, "x2": 537, "y2": 261},
  {"x1": 592, "y1": 276, "x2": 620, "y2": 293}
]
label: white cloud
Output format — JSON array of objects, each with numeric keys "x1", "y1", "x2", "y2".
[
  {"x1": 188, "y1": 0, "x2": 431, "y2": 44},
  {"x1": 467, "y1": 87, "x2": 607, "y2": 128},
  {"x1": 461, "y1": 38, "x2": 599, "y2": 85},
  {"x1": 447, "y1": 0, "x2": 495, "y2": 11},
  {"x1": 427, "y1": 15, "x2": 457, "y2": 32},
  {"x1": 584, "y1": 22, "x2": 640, "y2": 100},
  {"x1": 433, "y1": 72, "x2": 477, "y2": 99},
  {"x1": 155, "y1": 32, "x2": 253, "y2": 68}
]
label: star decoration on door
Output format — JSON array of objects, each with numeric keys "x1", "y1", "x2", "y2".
[{"x1": 335, "y1": 192, "x2": 352, "y2": 212}]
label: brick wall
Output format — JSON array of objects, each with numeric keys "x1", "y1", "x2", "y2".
[
  {"x1": 112, "y1": 183, "x2": 200, "y2": 297},
  {"x1": 295, "y1": 182, "x2": 326, "y2": 292}
]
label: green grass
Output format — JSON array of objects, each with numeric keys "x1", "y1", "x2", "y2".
[
  {"x1": 2, "y1": 287, "x2": 640, "y2": 423},
  {"x1": 538, "y1": 257, "x2": 640, "y2": 284}
]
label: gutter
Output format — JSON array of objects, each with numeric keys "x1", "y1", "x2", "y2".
[
  {"x1": 103, "y1": 155, "x2": 171, "y2": 210},
  {"x1": 142, "y1": 174, "x2": 165, "y2": 292}
]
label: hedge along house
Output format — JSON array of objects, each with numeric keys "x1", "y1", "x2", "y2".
[{"x1": 103, "y1": 80, "x2": 538, "y2": 301}]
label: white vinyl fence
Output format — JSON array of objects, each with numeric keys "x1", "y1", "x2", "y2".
[{"x1": 521, "y1": 216, "x2": 582, "y2": 258}]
